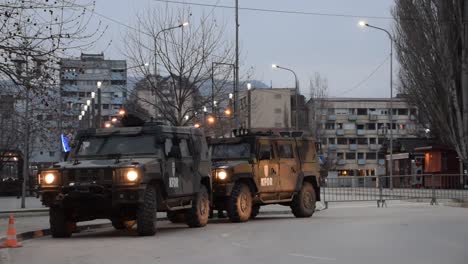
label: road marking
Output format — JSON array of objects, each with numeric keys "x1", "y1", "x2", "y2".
[{"x1": 289, "y1": 253, "x2": 336, "y2": 261}]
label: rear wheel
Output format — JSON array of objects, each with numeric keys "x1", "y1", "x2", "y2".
[
  {"x1": 167, "y1": 211, "x2": 186, "y2": 224},
  {"x1": 291, "y1": 182, "x2": 316, "y2": 218},
  {"x1": 136, "y1": 185, "x2": 157, "y2": 236},
  {"x1": 187, "y1": 185, "x2": 210, "y2": 228},
  {"x1": 50, "y1": 207, "x2": 73, "y2": 238},
  {"x1": 227, "y1": 182, "x2": 252, "y2": 222}
]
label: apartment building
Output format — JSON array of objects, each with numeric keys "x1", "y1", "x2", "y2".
[
  {"x1": 310, "y1": 97, "x2": 419, "y2": 177},
  {"x1": 60, "y1": 53, "x2": 127, "y2": 130}
]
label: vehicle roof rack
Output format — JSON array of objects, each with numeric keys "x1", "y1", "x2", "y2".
[{"x1": 279, "y1": 131, "x2": 303, "y2": 138}]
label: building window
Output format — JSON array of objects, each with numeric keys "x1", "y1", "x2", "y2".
[
  {"x1": 357, "y1": 138, "x2": 368, "y2": 145},
  {"x1": 357, "y1": 153, "x2": 364, "y2": 159},
  {"x1": 369, "y1": 138, "x2": 376, "y2": 144},
  {"x1": 348, "y1": 138, "x2": 356, "y2": 144},
  {"x1": 398, "y1": 109, "x2": 408, "y2": 115},
  {"x1": 335, "y1": 109, "x2": 348, "y2": 115},
  {"x1": 345, "y1": 153, "x2": 356, "y2": 160},
  {"x1": 328, "y1": 138, "x2": 336, "y2": 144},
  {"x1": 111, "y1": 80, "x2": 127, "y2": 85},
  {"x1": 398, "y1": 124, "x2": 406, "y2": 130},
  {"x1": 49, "y1": 151, "x2": 55, "y2": 157},
  {"x1": 357, "y1": 124, "x2": 365, "y2": 130},
  {"x1": 325, "y1": 123, "x2": 335, "y2": 130},
  {"x1": 348, "y1": 108, "x2": 356, "y2": 115},
  {"x1": 378, "y1": 153, "x2": 385, "y2": 160},
  {"x1": 337, "y1": 152, "x2": 344, "y2": 159},
  {"x1": 367, "y1": 123, "x2": 376, "y2": 130},
  {"x1": 103, "y1": 104, "x2": 109, "y2": 109},
  {"x1": 357, "y1": 108, "x2": 367, "y2": 115},
  {"x1": 343, "y1": 123, "x2": 355, "y2": 130},
  {"x1": 337, "y1": 138, "x2": 347, "y2": 145},
  {"x1": 274, "y1": 108, "x2": 282, "y2": 114},
  {"x1": 378, "y1": 138, "x2": 385, "y2": 144},
  {"x1": 366, "y1": 152, "x2": 377, "y2": 160},
  {"x1": 336, "y1": 123, "x2": 343, "y2": 129}
]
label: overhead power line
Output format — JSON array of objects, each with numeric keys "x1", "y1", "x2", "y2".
[
  {"x1": 341, "y1": 55, "x2": 390, "y2": 95},
  {"x1": 151, "y1": 0, "x2": 394, "y2": 20}
]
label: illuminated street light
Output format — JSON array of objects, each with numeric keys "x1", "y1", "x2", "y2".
[
  {"x1": 81, "y1": 110, "x2": 85, "y2": 116},
  {"x1": 111, "y1": 117, "x2": 118, "y2": 123},
  {"x1": 247, "y1": 83, "x2": 252, "y2": 90},
  {"x1": 84, "y1": 105, "x2": 88, "y2": 111},
  {"x1": 104, "y1": 122, "x2": 111, "y2": 128},
  {"x1": 78, "y1": 115, "x2": 82, "y2": 121},
  {"x1": 225, "y1": 109, "x2": 231, "y2": 116},
  {"x1": 97, "y1": 81, "x2": 102, "y2": 89},
  {"x1": 91, "y1": 92, "x2": 95, "y2": 99},
  {"x1": 207, "y1": 116, "x2": 215, "y2": 124},
  {"x1": 185, "y1": 115, "x2": 189, "y2": 121},
  {"x1": 119, "y1": 109, "x2": 126, "y2": 116},
  {"x1": 271, "y1": 64, "x2": 278, "y2": 68},
  {"x1": 358, "y1": 20, "x2": 368, "y2": 27},
  {"x1": 229, "y1": 93, "x2": 233, "y2": 99},
  {"x1": 203, "y1": 106, "x2": 207, "y2": 113},
  {"x1": 194, "y1": 123, "x2": 201, "y2": 128}
]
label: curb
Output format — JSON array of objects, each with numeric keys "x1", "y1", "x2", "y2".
[
  {"x1": 0, "y1": 209, "x2": 307, "y2": 244},
  {"x1": 0, "y1": 208, "x2": 48, "y2": 214}
]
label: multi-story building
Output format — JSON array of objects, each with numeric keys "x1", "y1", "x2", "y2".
[
  {"x1": 309, "y1": 97, "x2": 419, "y2": 177},
  {"x1": 60, "y1": 53, "x2": 127, "y2": 130},
  {"x1": 238, "y1": 88, "x2": 307, "y2": 131}
]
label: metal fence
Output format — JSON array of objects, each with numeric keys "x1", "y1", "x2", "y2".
[{"x1": 321, "y1": 174, "x2": 468, "y2": 207}]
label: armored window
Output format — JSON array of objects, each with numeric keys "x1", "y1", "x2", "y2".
[
  {"x1": 278, "y1": 144, "x2": 294, "y2": 159},
  {"x1": 179, "y1": 139, "x2": 191, "y2": 157},
  {"x1": 164, "y1": 138, "x2": 173, "y2": 156},
  {"x1": 258, "y1": 144, "x2": 273, "y2": 160}
]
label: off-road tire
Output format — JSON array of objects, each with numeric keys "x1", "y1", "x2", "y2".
[
  {"x1": 111, "y1": 219, "x2": 126, "y2": 230},
  {"x1": 50, "y1": 207, "x2": 72, "y2": 238},
  {"x1": 227, "y1": 182, "x2": 252, "y2": 222},
  {"x1": 291, "y1": 182, "x2": 316, "y2": 218},
  {"x1": 187, "y1": 185, "x2": 210, "y2": 228},
  {"x1": 167, "y1": 211, "x2": 187, "y2": 224},
  {"x1": 136, "y1": 185, "x2": 157, "y2": 236},
  {"x1": 250, "y1": 205, "x2": 260, "y2": 219}
]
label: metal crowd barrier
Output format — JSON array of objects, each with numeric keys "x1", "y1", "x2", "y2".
[{"x1": 321, "y1": 174, "x2": 468, "y2": 208}]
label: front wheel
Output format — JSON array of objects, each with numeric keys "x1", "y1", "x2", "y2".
[
  {"x1": 227, "y1": 182, "x2": 252, "y2": 222},
  {"x1": 290, "y1": 182, "x2": 316, "y2": 218},
  {"x1": 136, "y1": 185, "x2": 157, "y2": 236},
  {"x1": 50, "y1": 207, "x2": 73, "y2": 238},
  {"x1": 187, "y1": 185, "x2": 210, "y2": 228}
]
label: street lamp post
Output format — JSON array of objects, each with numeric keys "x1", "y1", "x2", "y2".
[
  {"x1": 247, "y1": 83, "x2": 252, "y2": 129},
  {"x1": 153, "y1": 22, "x2": 189, "y2": 119},
  {"x1": 91, "y1": 92, "x2": 96, "y2": 128},
  {"x1": 272, "y1": 64, "x2": 300, "y2": 130},
  {"x1": 96, "y1": 81, "x2": 102, "y2": 128},
  {"x1": 359, "y1": 21, "x2": 394, "y2": 185}
]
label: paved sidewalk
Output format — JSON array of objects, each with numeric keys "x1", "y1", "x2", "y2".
[{"x1": 0, "y1": 197, "x2": 44, "y2": 211}]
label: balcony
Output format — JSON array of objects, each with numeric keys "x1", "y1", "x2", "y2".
[
  {"x1": 337, "y1": 159, "x2": 346, "y2": 165},
  {"x1": 327, "y1": 115, "x2": 336, "y2": 121},
  {"x1": 349, "y1": 144, "x2": 357, "y2": 151},
  {"x1": 336, "y1": 129, "x2": 345, "y2": 136},
  {"x1": 378, "y1": 159, "x2": 385, "y2": 166},
  {"x1": 369, "y1": 144, "x2": 380, "y2": 151},
  {"x1": 369, "y1": 114, "x2": 378, "y2": 121},
  {"x1": 328, "y1": 144, "x2": 337, "y2": 151},
  {"x1": 358, "y1": 159, "x2": 366, "y2": 165},
  {"x1": 348, "y1": 115, "x2": 357, "y2": 121},
  {"x1": 357, "y1": 129, "x2": 365, "y2": 136}
]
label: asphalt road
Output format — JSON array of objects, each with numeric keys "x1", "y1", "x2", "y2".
[{"x1": 2, "y1": 202, "x2": 468, "y2": 264}]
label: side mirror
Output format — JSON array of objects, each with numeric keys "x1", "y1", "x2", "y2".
[
  {"x1": 259, "y1": 151, "x2": 270, "y2": 160},
  {"x1": 168, "y1": 146, "x2": 181, "y2": 159}
]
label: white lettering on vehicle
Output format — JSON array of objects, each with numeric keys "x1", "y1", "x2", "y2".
[
  {"x1": 169, "y1": 177, "x2": 179, "y2": 188},
  {"x1": 260, "y1": 177, "x2": 273, "y2": 186}
]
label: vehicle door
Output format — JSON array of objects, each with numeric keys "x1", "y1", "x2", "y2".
[
  {"x1": 178, "y1": 137, "x2": 195, "y2": 195},
  {"x1": 277, "y1": 139, "x2": 299, "y2": 192},
  {"x1": 255, "y1": 139, "x2": 279, "y2": 193},
  {"x1": 163, "y1": 137, "x2": 184, "y2": 197}
]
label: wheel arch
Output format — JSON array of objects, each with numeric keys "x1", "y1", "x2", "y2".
[{"x1": 301, "y1": 175, "x2": 321, "y2": 201}]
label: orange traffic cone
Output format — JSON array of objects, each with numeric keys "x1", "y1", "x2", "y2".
[{"x1": 0, "y1": 214, "x2": 22, "y2": 248}]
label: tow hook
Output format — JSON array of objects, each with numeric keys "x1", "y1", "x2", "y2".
[{"x1": 56, "y1": 193, "x2": 65, "y2": 201}]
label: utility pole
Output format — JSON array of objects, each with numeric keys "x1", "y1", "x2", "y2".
[
  {"x1": 462, "y1": 0, "x2": 468, "y2": 175},
  {"x1": 234, "y1": 0, "x2": 240, "y2": 129}
]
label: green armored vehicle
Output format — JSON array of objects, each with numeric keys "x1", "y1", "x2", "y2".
[
  {"x1": 39, "y1": 124, "x2": 211, "y2": 237},
  {"x1": 210, "y1": 130, "x2": 320, "y2": 222}
]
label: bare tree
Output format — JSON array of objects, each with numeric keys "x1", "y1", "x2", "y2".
[
  {"x1": 393, "y1": 0, "x2": 468, "y2": 168},
  {"x1": 307, "y1": 72, "x2": 329, "y2": 140},
  {"x1": 124, "y1": 6, "x2": 234, "y2": 126}
]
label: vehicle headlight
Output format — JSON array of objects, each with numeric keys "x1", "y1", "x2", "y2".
[
  {"x1": 126, "y1": 170, "x2": 139, "y2": 182},
  {"x1": 44, "y1": 173, "x2": 56, "y2": 184},
  {"x1": 216, "y1": 170, "x2": 228, "y2": 180}
]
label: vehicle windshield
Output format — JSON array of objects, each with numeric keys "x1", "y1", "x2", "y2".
[
  {"x1": 74, "y1": 135, "x2": 162, "y2": 157},
  {"x1": 211, "y1": 143, "x2": 251, "y2": 159}
]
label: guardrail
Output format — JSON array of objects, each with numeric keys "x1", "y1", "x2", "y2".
[{"x1": 321, "y1": 174, "x2": 468, "y2": 207}]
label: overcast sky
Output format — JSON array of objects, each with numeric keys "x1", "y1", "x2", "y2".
[{"x1": 89, "y1": 0, "x2": 396, "y2": 98}]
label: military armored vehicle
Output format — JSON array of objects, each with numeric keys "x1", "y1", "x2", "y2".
[
  {"x1": 39, "y1": 124, "x2": 211, "y2": 237},
  {"x1": 210, "y1": 130, "x2": 320, "y2": 222}
]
